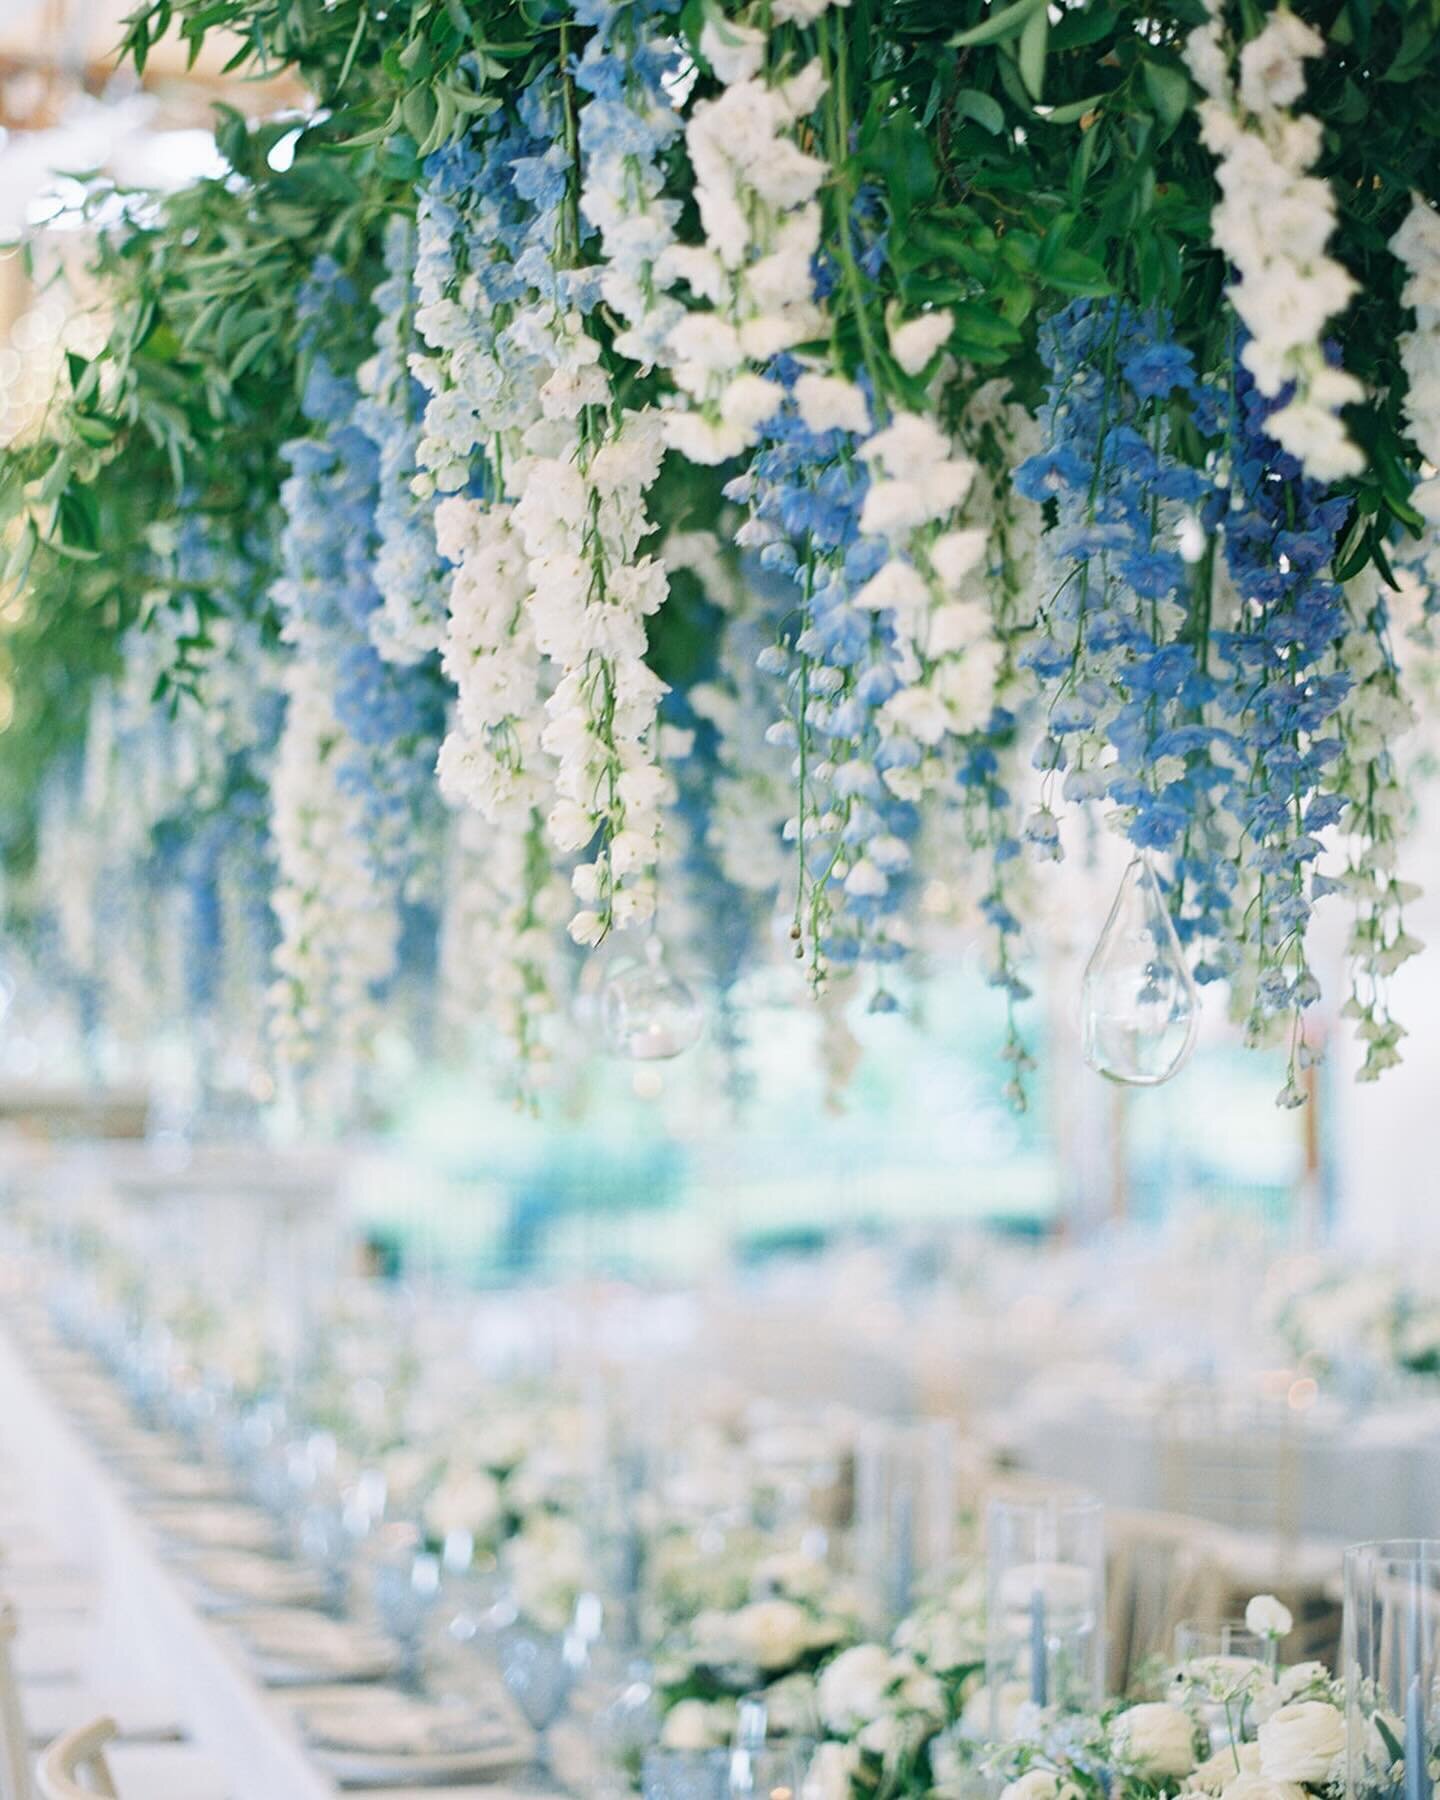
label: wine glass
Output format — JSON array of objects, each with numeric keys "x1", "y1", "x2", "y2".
[{"x1": 497, "y1": 1596, "x2": 599, "y2": 1789}]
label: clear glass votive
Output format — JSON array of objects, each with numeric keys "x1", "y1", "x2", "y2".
[
  {"x1": 985, "y1": 1491, "x2": 1104, "y2": 1733},
  {"x1": 855, "y1": 1418, "x2": 959, "y2": 1628},
  {"x1": 1345, "y1": 1540, "x2": 1440, "y2": 1800},
  {"x1": 642, "y1": 1744, "x2": 813, "y2": 1800},
  {"x1": 1171, "y1": 1619, "x2": 1275, "y2": 1749}
]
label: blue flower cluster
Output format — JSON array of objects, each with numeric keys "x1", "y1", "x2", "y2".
[
  {"x1": 1017, "y1": 301, "x2": 1356, "y2": 1036},
  {"x1": 1212, "y1": 357, "x2": 1351, "y2": 1023},
  {"x1": 414, "y1": 70, "x2": 598, "y2": 492},
  {"x1": 727, "y1": 362, "x2": 918, "y2": 979},
  {"x1": 276, "y1": 260, "x2": 445, "y2": 890},
  {"x1": 1015, "y1": 299, "x2": 1243, "y2": 979},
  {"x1": 353, "y1": 217, "x2": 451, "y2": 663}
]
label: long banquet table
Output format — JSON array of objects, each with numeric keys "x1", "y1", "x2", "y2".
[{"x1": 0, "y1": 1287, "x2": 560, "y2": 1800}]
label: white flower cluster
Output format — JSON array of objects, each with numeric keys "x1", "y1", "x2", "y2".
[
  {"x1": 1185, "y1": 3, "x2": 1364, "y2": 482},
  {"x1": 433, "y1": 495, "x2": 551, "y2": 828},
  {"x1": 437, "y1": 804, "x2": 568, "y2": 1084},
  {"x1": 268, "y1": 660, "x2": 398, "y2": 1071},
  {"x1": 510, "y1": 311, "x2": 673, "y2": 945},
  {"x1": 431, "y1": 495, "x2": 568, "y2": 1076},
  {"x1": 1332, "y1": 575, "x2": 1421, "y2": 1081},
  {"x1": 1390, "y1": 196, "x2": 1440, "y2": 603},
  {"x1": 856, "y1": 392, "x2": 999, "y2": 792},
  {"x1": 659, "y1": 30, "x2": 827, "y2": 464}
]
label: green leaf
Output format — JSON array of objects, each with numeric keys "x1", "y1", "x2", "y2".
[
  {"x1": 1017, "y1": 3, "x2": 1049, "y2": 101},
  {"x1": 1038, "y1": 94, "x2": 1106, "y2": 124},
  {"x1": 954, "y1": 87, "x2": 1005, "y2": 134},
  {"x1": 1141, "y1": 60, "x2": 1191, "y2": 136},
  {"x1": 950, "y1": 0, "x2": 1045, "y2": 51},
  {"x1": 71, "y1": 416, "x2": 118, "y2": 447},
  {"x1": 1039, "y1": 245, "x2": 1113, "y2": 296},
  {"x1": 862, "y1": 110, "x2": 938, "y2": 218},
  {"x1": 401, "y1": 85, "x2": 437, "y2": 146}
]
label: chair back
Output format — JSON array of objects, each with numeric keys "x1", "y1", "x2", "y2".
[
  {"x1": 1105, "y1": 1507, "x2": 1231, "y2": 1695},
  {"x1": 0, "y1": 1602, "x2": 31, "y2": 1800},
  {"x1": 36, "y1": 1720, "x2": 117, "y2": 1800}
]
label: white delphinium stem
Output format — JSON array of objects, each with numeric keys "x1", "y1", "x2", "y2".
[
  {"x1": 853, "y1": 396, "x2": 994, "y2": 800},
  {"x1": 438, "y1": 804, "x2": 569, "y2": 1090},
  {"x1": 1184, "y1": 1, "x2": 1364, "y2": 482},
  {"x1": 268, "y1": 660, "x2": 398, "y2": 1073},
  {"x1": 1390, "y1": 195, "x2": 1440, "y2": 605},
  {"x1": 430, "y1": 493, "x2": 565, "y2": 1072},
  {"x1": 1333, "y1": 572, "x2": 1422, "y2": 1081},
  {"x1": 658, "y1": 41, "x2": 826, "y2": 463},
  {"x1": 512, "y1": 318, "x2": 672, "y2": 945}
]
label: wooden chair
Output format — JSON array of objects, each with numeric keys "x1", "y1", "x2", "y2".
[
  {"x1": 1105, "y1": 1507, "x2": 1232, "y2": 1696},
  {"x1": 35, "y1": 1720, "x2": 117, "y2": 1800},
  {"x1": 0, "y1": 1602, "x2": 31, "y2": 1800}
]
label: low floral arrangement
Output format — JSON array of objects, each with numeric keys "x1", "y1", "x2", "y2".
[{"x1": 1267, "y1": 1258, "x2": 1440, "y2": 1389}]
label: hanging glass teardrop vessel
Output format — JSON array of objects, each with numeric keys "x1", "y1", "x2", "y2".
[
  {"x1": 600, "y1": 937, "x2": 704, "y2": 1062},
  {"x1": 1080, "y1": 855, "x2": 1199, "y2": 1086}
]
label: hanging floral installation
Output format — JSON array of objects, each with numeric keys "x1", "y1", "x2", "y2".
[{"x1": 1, "y1": 0, "x2": 1437, "y2": 1114}]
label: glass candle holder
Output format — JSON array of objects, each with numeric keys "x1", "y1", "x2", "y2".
[
  {"x1": 985, "y1": 1492, "x2": 1104, "y2": 1733},
  {"x1": 642, "y1": 1744, "x2": 814, "y2": 1800},
  {"x1": 1345, "y1": 1541, "x2": 1440, "y2": 1800},
  {"x1": 855, "y1": 1419, "x2": 958, "y2": 1627},
  {"x1": 1171, "y1": 1620, "x2": 1276, "y2": 1750}
]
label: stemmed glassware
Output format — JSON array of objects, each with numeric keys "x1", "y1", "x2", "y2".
[
  {"x1": 495, "y1": 1592, "x2": 604, "y2": 1789},
  {"x1": 371, "y1": 1533, "x2": 443, "y2": 1691}
]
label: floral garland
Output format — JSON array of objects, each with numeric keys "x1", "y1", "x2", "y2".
[{"x1": 14, "y1": 0, "x2": 1440, "y2": 1115}]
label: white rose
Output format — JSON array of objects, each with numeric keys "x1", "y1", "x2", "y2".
[
  {"x1": 805, "y1": 1741, "x2": 860, "y2": 1800},
  {"x1": 1220, "y1": 1775, "x2": 1309, "y2": 1800},
  {"x1": 425, "y1": 1466, "x2": 504, "y2": 1542},
  {"x1": 1115, "y1": 1703, "x2": 1199, "y2": 1780},
  {"x1": 1188, "y1": 1743, "x2": 1261, "y2": 1795},
  {"x1": 661, "y1": 1699, "x2": 733, "y2": 1750},
  {"x1": 763, "y1": 1672, "x2": 818, "y2": 1738},
  {"x1": 1001, "y1": 1770, "x2": 1083, "y2": 1800},
  {"x1": 729, "y1": 1598, "x2": 817, "y2": 1671},
  {"x1": 819, "y1": 1643, "x2": 896, "y2": 1733},
  {"x1": 1257, "y1": 1702, "x2": 1346, "y2": 1785},
  {"x1": 1246, "y1": 1595, "x2": 1295, "y2": 1639}
]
